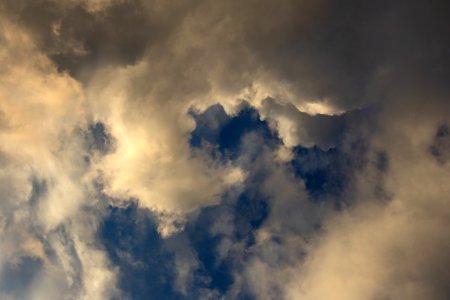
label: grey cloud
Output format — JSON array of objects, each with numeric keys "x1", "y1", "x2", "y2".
[
  {"x1": 3, "y1": 0, "x2": 192, "y2": 77},
  {"x1": 261, "y1": 98, "x2": 349, "y2": 148},
  {"x1": 430, "y1": 124, "x2": 450, "y2": 165},
  {"x1": 0, "y1": 257, "x2": 43, "y2": 299},
  {"x1": 3, "y1": 0, "x2": 449, "y2": 112}
]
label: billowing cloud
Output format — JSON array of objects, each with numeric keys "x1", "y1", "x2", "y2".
[
  {"x1": 1, "y1": 0, "x2": 450, "y2": 299},
  {"x1": 0, "y1": 17, "x2": 117, "y2": 299}
]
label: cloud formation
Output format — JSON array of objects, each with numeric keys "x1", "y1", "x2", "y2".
[
  {"x1": 0, "y1": 0, "x2": 450, "y2": 299},
  {"x1": 0, "y1": 17, "x2": 117, "y2": 299}
]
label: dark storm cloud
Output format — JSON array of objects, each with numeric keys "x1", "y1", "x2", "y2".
[
  {"x1": 2, "y1": 0, "x2": 193, "y2": 76},
  {"x1": 235, "y1": 0, "x2": 450, "y2": 110},
  {"x1": 5, "y1": 0, "x2": 449, "y2": 111},
  {"x1": 232, "y1": 0, "x2": 390, "y2": 109},
  {"x1": 50, "y1": 0, "x2": 449, "y2": 154}
]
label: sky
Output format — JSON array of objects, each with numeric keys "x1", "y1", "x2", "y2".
[{"x1": 0, "y1": 0, "x2": 449, "y2": 299}]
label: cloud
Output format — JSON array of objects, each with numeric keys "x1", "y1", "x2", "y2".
[
  {"x1": 282, "y1": 118, "x2": 450, "y2": 300},
  {"x1": 84, "y1": 63, "x2": 246, "y2": 230},
  {"x1": 0, "y1": 17, "x2": 118, "y2": 299},
  {"x1": 2, "y1": 0, "x2": 190, "y2": 77},
  {"x1": 221, "y1": 101, "x2": 450, "y2": 300},
  {"x1": 1, "y1": 0, "x2": 450, "y2": 299}
]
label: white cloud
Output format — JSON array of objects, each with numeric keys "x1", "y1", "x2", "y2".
[{"x1": 0, "y1": 17, "x2": 117, "y2": 299}]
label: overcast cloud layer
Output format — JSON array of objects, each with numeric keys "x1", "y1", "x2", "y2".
[{"x1": 0, "y1": 0, "x2": 449, "y2": 299}]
